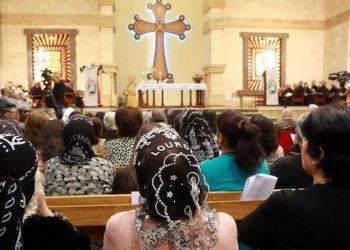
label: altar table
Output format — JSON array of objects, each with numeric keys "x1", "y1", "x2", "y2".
[{"x1": 136, "y1": 83, "x2": 207, "y2": 107}]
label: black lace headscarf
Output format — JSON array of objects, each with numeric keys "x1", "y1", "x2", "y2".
[
  {"x1": 179, "y1": 108, "x2": 219, "y2": 162},
  {"x1": 0, "y1": 134, "x2": 38, "y2": 250},
  {"x1": 133, "y1": 123, "x2": 218, "y2": 249},
  {"x1": 59, "y1": 115, "x2": 95, "y2": 165}
]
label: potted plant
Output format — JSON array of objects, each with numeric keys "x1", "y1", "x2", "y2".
[{"x1": 192, "y1": 73, "x2": 204, "y2": 83}]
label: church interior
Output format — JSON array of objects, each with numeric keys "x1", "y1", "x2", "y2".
[
  {"x1": 1, "y1": 0, "x2": 349, "y2": 119},
  {"x1": 1, "y1": 1, "x2": 350, "y2": 249}
]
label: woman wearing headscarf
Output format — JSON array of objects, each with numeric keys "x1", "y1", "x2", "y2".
[
  {"x1": 0, "y1": 119, "x2": 22, "y2": 135},
  {"x1": 179, "y1": 108, "x2": 219, "y2": 162},
  {"x1": 104, "y1": 123, "x2": 238, "y2": 249},
  {"x1": 0, "y1": 134, "x2": 37, "y2": 250},
  {"x1": 44, "y1": 115, "x2": 115, "y2": 196}
]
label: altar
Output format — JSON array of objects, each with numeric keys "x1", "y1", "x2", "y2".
[{"x1": 136, "y1": 83, "x2": 207, "y2": 107}]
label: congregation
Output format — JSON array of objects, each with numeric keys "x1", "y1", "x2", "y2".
[
  {"x1": 279, "y1": 80, "x2": 350, "y2": 106},
  {"x1": 1, "y1": 100, "x2": 350, "y2": 250}
]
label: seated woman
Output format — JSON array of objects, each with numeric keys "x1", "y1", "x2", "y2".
[
  {"x1": 104, "y1": 123, "x2": 238, "y2": 249},
  {"x1": 200, "y1": 111, "x2": 270, "y2": 191},
  {"x1": 104, "y1": 106, "x2": 143, "y2": 167},
  {"x1": 101, "y1": 111, "x2": 118, "y2": 141},
  {"x1": 44, "y1": 115, "x2": 115, "y2": 196},
  {"x1": 250, "y1": 115, "x2": 284, "y2": 165},
  {"x1": 38, "y1": 119, "x2": 65, "y2": 172},
  {"x1": 23, "y1": 171, "x2": 91, "y2": 250},
  {"x1": 0, "y1": 134, "x2": 38, "y2": 250},
  {"x1": 239, "y1": 105, "x2": 350, "y2": 249},
  {"x1": 179, "y1": 108, "x2": 219, "y2": 162}
]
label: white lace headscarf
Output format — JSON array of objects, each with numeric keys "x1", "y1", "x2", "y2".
[
  {"x1": 179, "y1": 108, "x2": 219, "y2": 162},
  {"x1": 133, "y1": 123, "x2": 218, "y2": 250}
]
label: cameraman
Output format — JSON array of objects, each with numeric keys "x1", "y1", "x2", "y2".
[
  {"x1": 343, "y1": 80, "x2": 350, "y2": 97},
  {"x1": 50, "y1": 71, "x2": 65, "y2": 118}
]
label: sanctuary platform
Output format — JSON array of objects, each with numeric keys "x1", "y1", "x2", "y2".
[{"x1": 82, "y1": 105, "x2": 309, "y2": 122}]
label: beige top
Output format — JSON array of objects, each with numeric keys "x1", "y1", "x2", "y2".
[{"x1": 104, "y1": 210, "x2": 238, "y2": 250}]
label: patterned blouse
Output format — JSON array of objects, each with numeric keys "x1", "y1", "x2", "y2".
[
  {"x1": 104, "y1": 137, "x2": 135, "y2": 166},
  {"x1": 44, "y1": 156, "x2": 116, "y2": 196}
]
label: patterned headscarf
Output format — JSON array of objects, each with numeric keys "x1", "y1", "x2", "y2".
[
  {"x1": 133, "y1": 123, "x2": 218, "y2": 249},
  {"x1": 179, "y1": 108, "x2": 219, "y2": 162},
  {"x1": 59, "y1": 115, "x2": 95, "y2": 165},
  {"x1": 0, "y1": 119, "x2": 21, "y2": 136},
  {"x1": 0, "y1": 134, "x2": 38, "y2": 250}
]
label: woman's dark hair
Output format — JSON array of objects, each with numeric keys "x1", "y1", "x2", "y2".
[
  {"x1": 217, "y1": 111, "x2": 264, "y2": 173},
  {"x1": 251, "y1": 115, "x2": 279, "y2": 156},
  {"x1": 95, "y1": 111, "x2": 106, "y2": 131},
  {"x1": 166, "y1": 110, "x2": 182, "y2": 132},
  {"x1": 115, "y1": 106, "x2": 143, "y2": 137},
  {"x1": 91, "y1": 116, "x2": 103, "y2": 145},
  {"x1": 202, "y1": 109, "x2": 218, "y2": 134},
  {"x1": 301, "y1": 105, "x2": 350, "y2": 185},
  {"x1": 134, "y1": 123, "x2": 206, "y2": 221},
  {"x1": 39, "y1": 119, "x2": 65, "y2": 162},
  {"x1": 23, "y1": 110, "x2": 50, "y2": 149}
]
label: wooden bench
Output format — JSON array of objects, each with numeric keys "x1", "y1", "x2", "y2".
[{"x1": 46, "y1": 192, "x2": 262, "y2": 242}]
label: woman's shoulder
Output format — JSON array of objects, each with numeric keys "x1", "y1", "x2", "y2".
[
  {"x1": 201, "y1": 154, "x2": 231, "y2": 168},
  {"x1": 90, "y1": 157, "x2": 114, "y2": 166},
  {"x1": 106, "y1": 210, "x2": 136, "y2": 230},
  {"x1": 105, "y1": 210, "x2": 136, "y2": 248},
  {"x1": 217, "y1": 212, "x2": 237, "y2": 229},
  {"x1": 217, "y1": 212, "x2": 238, "y2": 249}
]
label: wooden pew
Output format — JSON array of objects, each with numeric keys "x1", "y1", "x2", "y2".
[
  {"x1": 46, "y1": 192, "x2": 262, "y2": 242},
  {"x1": 45, "y1": 191, "x2": 243, "y2": 207}
]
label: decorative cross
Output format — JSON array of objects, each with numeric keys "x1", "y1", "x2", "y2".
[{"x1": 129, "y1": 0, "x2": 191, "y2": 82}]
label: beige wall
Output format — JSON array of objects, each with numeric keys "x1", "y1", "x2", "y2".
[
  {"x1": 324, "y1": 21, "x2": 349, "y2": 78},
  {"x1": 204, "y1": 0, "x2": 327, "y2": 106},
  {"x1": 222, "y1": 0, "x2": 325, "y2": 20},
  {"x1": 115, "y1": 0, "x2": 205, "y2": 105},
  {"x1": 0, "y1": 0, "x2": 115, "y2": 106},
  {"x1": 325, "y1": 0, "x2": 350, "y2": 19},
  {"x1": 0, "y1": 0, "x2": 98, "y2": 14}
]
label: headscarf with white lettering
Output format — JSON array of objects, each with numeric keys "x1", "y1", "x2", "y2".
[
  {"x1": 0, "y1": 134, "x2": 38, "y2": 250},
  {"x1": 132, "y1": 123, "x2": 218, "y2": 249},
  {"x1": 59, "y1": 115, "x2": 95, "y2": 165}
]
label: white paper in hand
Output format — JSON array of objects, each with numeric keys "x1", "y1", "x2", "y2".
[
  {"x1": 131, "y1": 191, "x2": 140, "y2": 205},
  {"x1": 241, "y1": 174, "x2": 278, "y2": 200}
]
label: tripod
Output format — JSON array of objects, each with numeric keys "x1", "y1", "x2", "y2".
[{"x1": 37, "y1": 83, "x2": 63, "y2": 119}]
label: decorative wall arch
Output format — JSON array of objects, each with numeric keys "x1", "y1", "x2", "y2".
[
  {"x1": 24, "y1": 29, "x2": 78, "y2": 88},
  {"x1": 240, "y1": 32, "x2": 289, "y2": 91}
]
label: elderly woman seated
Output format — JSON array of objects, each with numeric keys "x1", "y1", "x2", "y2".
[
  {"x1": 44, "y1": 115, "x2": 115, "y2": 196},
  {"x1": 239, "y1": 105, "x2": 350, "y2": 249}
]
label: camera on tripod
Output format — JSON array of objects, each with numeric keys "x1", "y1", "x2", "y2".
[
  {"x1": 328, "y1": 71, "x2": 350, "y2": 87},
  {"x1": 41, "y1": 68, "x2": 53, "y2": 87},
  {"x1": 328, "y1": 71, "x2": 350, "y2": 81}
]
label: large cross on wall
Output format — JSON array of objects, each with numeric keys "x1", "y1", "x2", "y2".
[{"x1": 129, "y1": 0, "x2": 191, "y2": 82}]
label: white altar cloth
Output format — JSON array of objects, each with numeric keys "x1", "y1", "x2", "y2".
[{"x1": 136, "y1": 83, "x2": 207, "y2": 91}]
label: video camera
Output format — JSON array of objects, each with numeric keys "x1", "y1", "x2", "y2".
[
  {"x1": 41, "y1": 68, "x2": 53, "y2": 85},
  {"x1": 328, "y1": 71, "x2": 350, "y2": 83}
]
